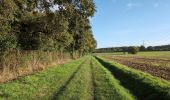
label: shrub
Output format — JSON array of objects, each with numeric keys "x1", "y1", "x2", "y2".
[
  {"x1": 128, "y1": 46, "x2": 139, "y2": 54},
  {"x1": 139, "y1": 45, "x2": 146, "y2": 51}
]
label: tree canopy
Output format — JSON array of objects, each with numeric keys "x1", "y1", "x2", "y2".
[{"x1": 0, "y1": 0, "x2": 97, "y2": 57}]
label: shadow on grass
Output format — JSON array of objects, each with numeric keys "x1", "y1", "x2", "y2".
[
  {"x1": 96, "y1": 57, "x2": 170, "y2": 100},
  {"x1": 51, "y1": 60, "x2": 86, "y2": 100},
  {"x1": 90, "y1": 59, "x2": 97, "y2": 100}
]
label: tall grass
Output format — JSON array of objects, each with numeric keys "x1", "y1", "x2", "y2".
[
  {"x1": 96, "y1": 56, "x2": 170, "y2": 100},
  {"x1": 0, "y1": 50, "x2": 71, "y2": 83},
  {"x1": 0, "y1": 56, "x2": 86, "y2": 100}
]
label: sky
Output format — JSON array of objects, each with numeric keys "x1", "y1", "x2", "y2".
[{"x1": 91, "y1": 0, "x2": 170, "y2": 48}]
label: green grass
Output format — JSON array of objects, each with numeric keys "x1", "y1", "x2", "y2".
[
  {"x1": 94, "y1": 52, "x2": 125, "y2": 56},
  {"x1": 0, "y1": 56, "x2": 136, "y2": 100},
  {"x1": 96, "y1": 56, "x2": 170, "y2": 100},
  {"x1": 54, "y1": 56, "x2": 135, "y2": 100},
  {"x1": 95, "y1": 51, "x2": 170, "y2": 59},
  {"x1": 52, "y1": 57, "x2": 93, "y2": 100},
  {"x1": 1, "y1": 55, "x2": 170, "y2": 100},
  {"x1": 91, "y1": 57, "x2": 135, "y2": 100},
  {"x1": 0, "y1": 56, "x2": 87, "y2": 100},
  {"x1": 125, "y1": 51, "x2": 170, "y2": 59},
  {"x1": 134, "y1": 51, "x2": 170, "y2": 56}
]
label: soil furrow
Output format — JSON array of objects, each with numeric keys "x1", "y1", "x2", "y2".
[
  {"x1": 96, "y1": 57, "x2": 170, "y2": 100},
  {"x1": 114, "y1": 58, "x2": 170, "y2": 80},
  {"x1": 103, "y1": 56, "x2": 170, "y2": 80}
]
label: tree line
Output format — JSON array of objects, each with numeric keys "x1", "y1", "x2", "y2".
[
  {"x1": 0, "y1": 0, "x2": 97, "y2": 58},
  {"x1": 95, "y1": 45, "x2": 170, "y2": 53}
]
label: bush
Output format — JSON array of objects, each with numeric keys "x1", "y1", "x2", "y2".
[
  {"x1": 128, "y1": 46, "x2": 139, "y2": 54},
  {"x1": 139, "y1": 45, "x2": 146, "y2": 51}
]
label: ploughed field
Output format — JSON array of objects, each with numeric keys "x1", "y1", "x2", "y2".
[
  {"x1": 98, "y1": 51, "x2": 170, "y2": 80},
  {"x1": 0, "y1": 55, "x2": 170, "y2": 100}
]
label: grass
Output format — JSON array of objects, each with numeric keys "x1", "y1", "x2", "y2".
[
  {"x1": 94, "y1": 52, "x2": 125, "y2": 55},
  {"x1": 91, "y1": 57, "x2": 134, "y2": 100},
  {"x1": 98, "y1": 51, "x2": 170, "y2": 58},
  {"x1": 96, "y1": 56, "x2": 170, "y2": 100},
  {"x1": 122, "y1": 51, "x2": 170, "y2": 60},
  {"x1": 53, "y1": 56, "x2": 135, "y2": 100},
  {"x1": 1, "y1": 55, "x2": 170, "y2": 100},
  {"x1": 0, "y1": 56, "x2": 136, "y2": 100},
  {"x1": 0, "y1": 51, "x2": 71, "y2": 83},
  {"x1": 134, "y1": 51, "x2": 170, "y2": 56},
  {"x1": 0, "y1": 56, "x2": 87, "y2": 100},
  {"x1": 52, "y1": 57, "x2": 93, "y2": 100}
]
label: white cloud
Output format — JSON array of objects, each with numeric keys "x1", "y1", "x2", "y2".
[{"x1": 126, "y1": 3, "x2": 141, "y2": 10}]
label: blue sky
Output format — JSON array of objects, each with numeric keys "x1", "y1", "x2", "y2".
[{"x1": 91, "y1": 0, "x2": 170, "y2": 48}]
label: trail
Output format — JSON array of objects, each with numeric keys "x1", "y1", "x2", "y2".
[
  {"x1": 51, "y1": 59, "x2": 87, "y2": 99},
  {"x1": 90, "y1": 57, "x2": 96, "y2": 100},
  {"x1": 52, "y1": 57, "x2": 93, "y2": 100},
  {"x1": 1, "y1": 56, "x2": 170, "y2": 100}
]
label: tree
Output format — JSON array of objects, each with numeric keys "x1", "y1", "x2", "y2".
[
  {"x1": 128, "y1": 46, "x2": 139, "y2": 54},
  {"x1": 54, "y1": 0, "x2": 96, "y2": 58},
  {"x1": 139, "y1": 45, "x2": 146, "y2": 51},
  {"x1": 0, "y1": 0, "x2": 97, "y2": 58},
  {"x1": 0, "y1": 0, "x2": 19, "y2": 56},
  {"x1": 147, "y1": 46, "x2": 154, "y2": 51}
]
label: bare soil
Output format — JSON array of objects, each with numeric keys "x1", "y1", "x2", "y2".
[{"x1": 104, "y1": 56, "x2": 170, "y2": 80}]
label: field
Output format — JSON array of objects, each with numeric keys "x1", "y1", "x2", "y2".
[
  {"x1": 0, "y1": 54, "x2": 170, "y2": 100},
  {"x1": 1, "y1": 1, "x2": 170, "y2": 100},
  {"x1": 96, "y1": 51, "x2": 170, "y2": 80}
]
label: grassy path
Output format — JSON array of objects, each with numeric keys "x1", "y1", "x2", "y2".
[
  {"x1": 52, "y1": 56, "x2": 135, "y2": 100},
  {"x1": 0, "y1": 56, "x2": 170, "y2": 100},
  {"x1": 51, "y1": 56, "x2": 135, "y2": 100},
  {"x1": 52, "y1": 57, "x2": 93, "y2": 100}
]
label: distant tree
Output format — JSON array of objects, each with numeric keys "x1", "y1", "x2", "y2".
[
  {"x1": 147, "y1": 46, "x2": 154, "y2": 51},
  {"x1": 139, "y1": 45, "x2": 146, "y2": 51},
  {"x1": 128, "y1": 46, "x2": 139, "y2": 54}
]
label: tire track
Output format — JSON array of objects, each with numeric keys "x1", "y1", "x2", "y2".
[
  {"x1": 90, "y1": 58, "x2": 96, "y2": 100},
  {"x1": 51, "y1": 59, "x2": 87, "y2": 100}
]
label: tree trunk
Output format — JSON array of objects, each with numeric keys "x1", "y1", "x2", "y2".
[{"x1": 72, "y1": 41, "x2": 75, "y2": 59}]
